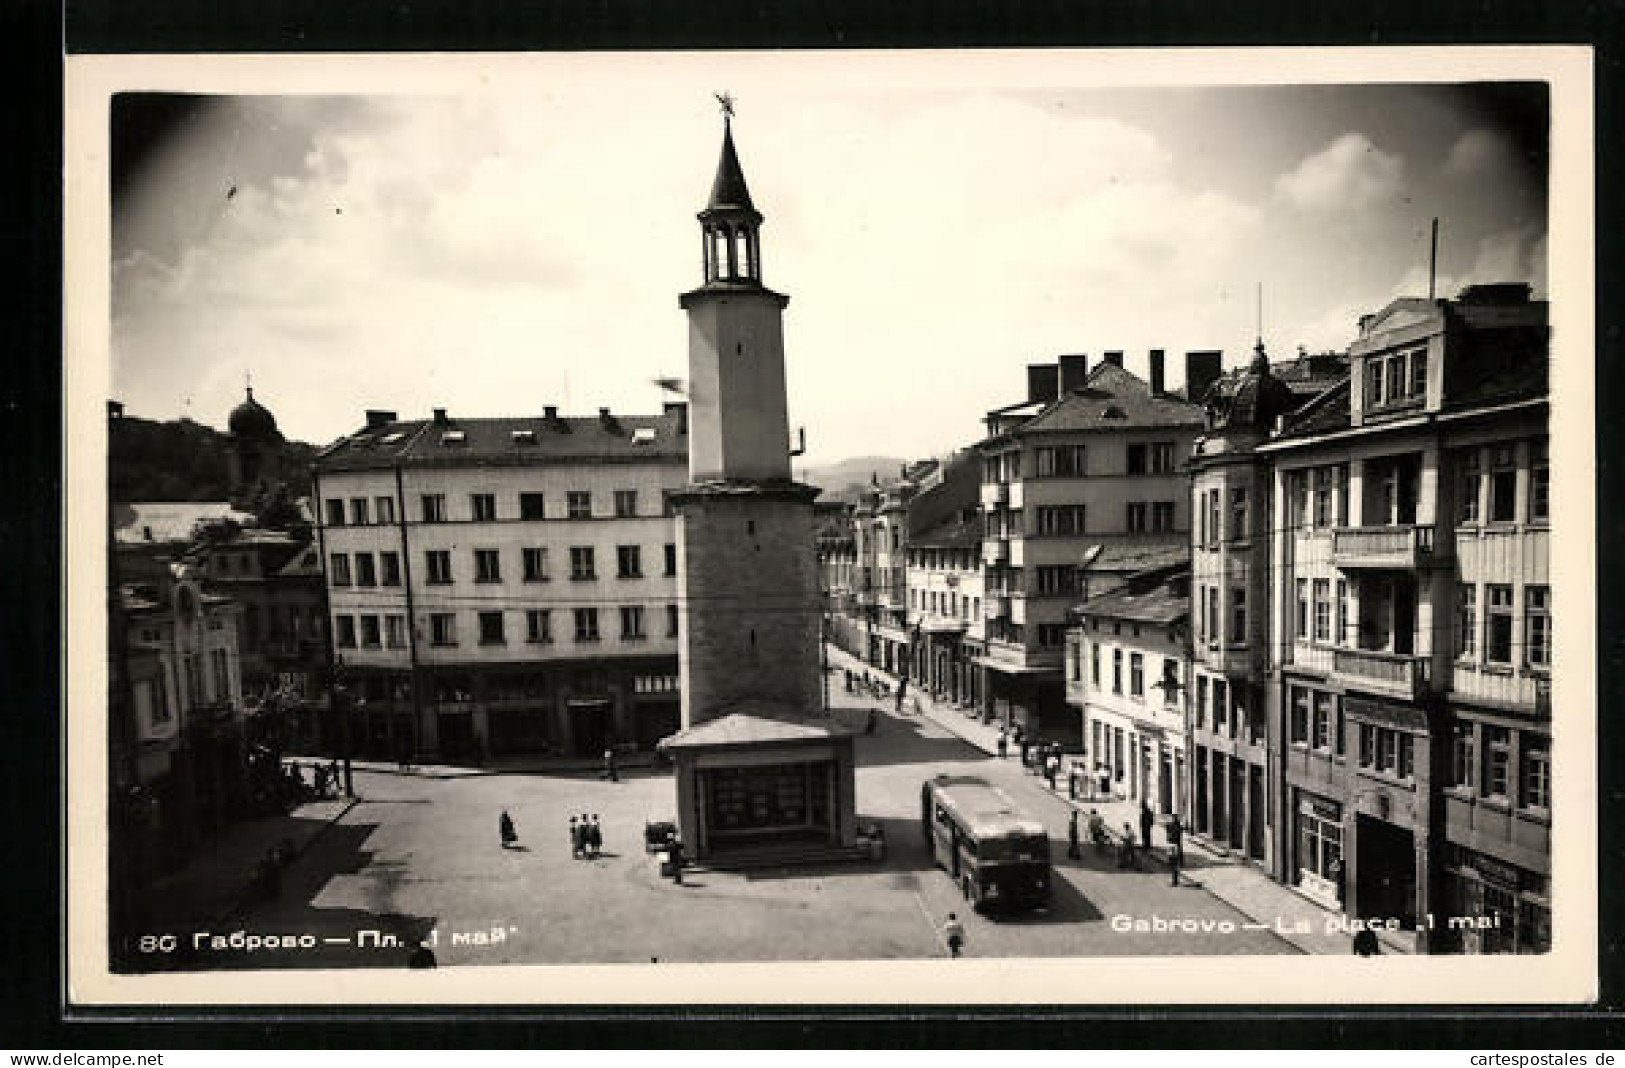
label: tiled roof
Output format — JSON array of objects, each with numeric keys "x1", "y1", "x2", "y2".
[
  {"x1": 1015, "y1": 362, "x2": 1204, "y2": 435},
  {"x1": 1077, "y1": 565, "x2": 1189, "y2": 625},
  {"x1": 911, "y1": 514, "x2": 982, "y2": 551},
  {"x1": 316, "y1": 410, "x2": 688, "y2": 471},
  {"x1": 657, "y1": 703, "x2": 858, "y2": 749},
  {"x1": 1077, "y1": 539, "x2": 1188, "y2": 573},
  {"x1": 1278, "y1": 377, "x2": 1352, "y2": 437}
]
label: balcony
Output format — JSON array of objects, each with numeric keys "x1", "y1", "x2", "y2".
[
  {"x1": 1010, "y1": 596, "x2": 1027, "y2": 625},
  {"x1": 1331, "y1": 524, "x2": 1446, "y2": 570},
  {"x1": 1199, "y1": 641, "x2": 1253, "y2": 676},
  {"x1": 981, "y1": 482, "x2": 1008, "y2": 511},
  {"x1": 983, "y1": 539, "x2": 1009, "y2": 566},
  {"x1": 984, "y1": 595, "x2": 1010, "y2": 620},
  {"x1": 1007, "y1": 481, "x2": 1025, "y2": 510},
  {"x1": 1332, "y1": 646, "x2": 1432, "y2": 700}
]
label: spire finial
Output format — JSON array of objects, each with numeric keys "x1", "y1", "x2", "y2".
[
  {"x1": 714, "y1": 91, "x2": 735, "y2": 121},
  {"x1": 245, "y1": 370, "x2": 253, "y2": 400}
]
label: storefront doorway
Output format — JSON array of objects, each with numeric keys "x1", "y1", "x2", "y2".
[
  {"x1": 1356, "y1": 814, "x2": 1416, "y2": 926},
  {"x1": 568, "y1": 698, "x2": 611, "y2": 757}
]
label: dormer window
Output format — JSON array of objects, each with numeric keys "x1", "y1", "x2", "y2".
[
  {"x1": 441, "y1": 430, "x2": 467, "y2": 446},
  {"x1": 1365, "y1": 346, "x2": 1428, "y2": 413},
  {"x1": 511, "y1": 429, "x2": 537, "y2": 445}
]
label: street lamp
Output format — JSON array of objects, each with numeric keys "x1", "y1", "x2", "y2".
[{"x1": 331, "y1": 655, "x2": 354, "y2": 798}]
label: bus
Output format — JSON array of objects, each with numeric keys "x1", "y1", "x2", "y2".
[{"x1": 920, "y1": 774, "x2": 1051, "y2": 912}]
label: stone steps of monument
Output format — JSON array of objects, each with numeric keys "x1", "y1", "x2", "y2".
[{"x1": 686, "y1": 843, "x2": 871, "y2": 872}]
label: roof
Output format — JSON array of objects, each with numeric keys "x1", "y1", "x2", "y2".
[
  {"x1": 114, "y1": 502, "x2": 255, "y2": 545},
  {"x1": 706, "y1": 119, "x2": 756, "y2": 213},
  {"x1": 657, "y1": 703, "x2": 858, "y2": 750},
  {"x1": 911, "y1": 513, "x2": 982, "y2": 551},
  {"x1": 1076, "y1": 564, "x2": 1189, "y2": 625},
  {"x1": 1077, "y1": 539, "x2": 1188, "y2": 573},
  {"x1": 316, "y1": 409, "x2": 688, "y2": 471},
  {"x1": 228, "y1": 387, "x2": 279, "y2": 439},
  {"x1": 1012, "y1": 361, "x2": 1204, "y2": 435},
  {"x1": 275, "y1": 543, "x2": 324, "y2": 579},
  {"x1": 1278, "y1": 377, "x2": 1352, "y2": 438},
  {"x1": 928, "y1": 776, "x2": 1047, "y2": 838}
]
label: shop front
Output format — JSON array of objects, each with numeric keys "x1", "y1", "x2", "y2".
[
  {"x1": 1443, "y1": 846, "x2": 1551, "y2": 954},
  {"x1": 1294, "y1": 791, "x2": 1345, "y2": 910}
]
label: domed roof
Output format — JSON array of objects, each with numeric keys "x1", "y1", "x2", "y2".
[
  {"x1": 229, "y1": 387, "x2": 279, "y2": 439},
  {"x1": 1206, "y1": 343, "x2": 1296, "y2": 431}
]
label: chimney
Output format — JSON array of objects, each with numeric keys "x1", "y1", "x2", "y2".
[
  {"x1": 107, "y1": 400, "x2": 124, "y2": 420},
  {"x1": 1185, "y1": 350, "x2": 1223, "y2": 404},
  {"x1": 1148, "y1": 350, "x2": 1166, "y2": 396},
  {"x1": 544, "y1": 405, "x2": 559, "y2": 421},
  {"x1": 432, "y1": 407, "x2": 449, "y2": 426},
  {"x1": 1026, "y1": 363, "x2": 1059, "y2": 404},
  {"x1": 663, "y1": 401, "x2": 688, "y2": 435},
  {"x1": 599, "y1": 406, "x2": 621, "y2": 433},
  {"x1": 1102, "y1": 350, "x2": 1125, "y2": 368},
  {"x1": 1059, "y1": 354, "x2": 1089, "y2": 393},
  {"x1": 365, "y1": 409, "x2": 397, "y2": 430}
]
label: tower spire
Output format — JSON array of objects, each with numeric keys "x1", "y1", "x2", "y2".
[{"x1": 697, "y1": 97, "x2": 763, "y2": 285}]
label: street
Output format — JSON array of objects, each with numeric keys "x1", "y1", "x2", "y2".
[{"x1": 177, "y1": 674, "x2": 1293, "y2": 970}]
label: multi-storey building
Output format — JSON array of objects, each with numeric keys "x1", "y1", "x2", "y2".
[
  {"x1": 1068, "y1": 562, "x2": 1190, "y2": 815},
  {"x1": 117, "y1": 561, "x2": 247, "y2": 863},
  {"x1": 312, "y1": 403, "x2": 689, "y2": 761},
  {"x1": 978, "y1": 351, "x2": 1208, "y2": 742},
  {"x1": 903, "y1": 452, "x2": 986, "y2": 709},
  {"x1": 1186, "y1": 345, "x2": 1344, "y2": 864},
  {"x1": 1260, "y1": 282, "x2": 1550, "y2": 952}
]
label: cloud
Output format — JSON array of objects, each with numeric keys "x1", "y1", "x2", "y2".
[
  {"x1": 1444, "y1": 128, "x2": 1513, "y2": 177},
  {"x1": 1275, "y1": 132, "x2": 1403, "y2": 211}
]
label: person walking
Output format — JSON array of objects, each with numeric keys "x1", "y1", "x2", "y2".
[
  {"x1": 1088, "y1": 808, "x2": 1108, "y2": 855},
  {"x1": 669, "y1": 839, "x2": 685, "y2": 884},
  {"x1": 604, "y1": 746, "x2": 619, "y2": 783},
  {"x1": 1067, "y1": 810, "x2": 1081, "y2": 860},
  {"x1": 588, "y1": 814, "x2": 604, "y2": 858},
  {"x1": 569, "y1": 816, "x2": 582, "y2": 859},
  {"x1": 1044, "y1": 751, "x2": 1060, "y2": 791},
  {"x1": 1166, "y1": 814, "x2": 1185, "y2": 885},
  {"x1": 996, "y1": 730, "x2": 1008, "y2": 760},
  {"x1": 1139, "y1": 802, "x2": 1155, "y2": 860},
  {"x1": 942, "y1": 912, "x2": 966, "y2": 958},
  {"x1": 499, "y1": 810, "x2": 518, "y2": 849},
  {"x1": 1118, "y1": 822, "x2": 1139, "y2": 870}
]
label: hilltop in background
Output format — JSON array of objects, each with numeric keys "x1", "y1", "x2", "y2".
[
  {"x1": 109, "y1": 414, "x2": 319, "y2": 503},
  {"x1": 796, "y1": 455, "x2": 911, "y2": 504}
]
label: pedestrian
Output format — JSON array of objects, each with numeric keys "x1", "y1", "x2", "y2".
[
  {"x1": 942, "y1": 912, "x2": 966, "y2": 958},
  {"x1": 1097, "y1": 764, "x2": 1112, "y2": 801},
  {"x1": 1067, "y1": 810, "x2": 1081, "y2": 860},
  {"x1": 408, "y1": 946, "x2": 437, "y2": 969},
  {"x1": 569, "y1": 816, "x2": 582, "y2": 859},
  {"x1": 313, "y1": 764, "x2": 330, "y2": 799},
  {"x1": 669, "y1": 839, "x2": 685, "y2": 884},
  {"x1": 1167, "y1": 814, "x2": 1185, "y2": 868},
  {"x1": 1352, "y1": 928, "x2": 1381, "y2": 957},
  {"x1": 604, "y1": 746, "x2": 619, "y2": 783},
  {"x1": 1088, "y1": 808, "x2": 1108, "y2": 854},
  {"x1": 1045, "y1": 751, "x2": 1060, "y2": 790},
  {"x1": 996, "y1": 730, "x2": 1008, "y2": 759},
  {"x1": 499, "y1": 810, "x2": 518, "y2": 849},
  {"x1": 865, "y1": 708, "x2": 877, "y2": 735},
  {"x1": 1118, "y1": 822, "x2": 1139, "y2": 869},
  {"x1": 588, "y1": 814, "x2": 603, "y2": 858},
  {"x1": 1139, "y1": 801, "x2": 1155, "y2": 858},
  {"x1": 1018, "y1": 737, "x2": 1030, "y2": 768}
]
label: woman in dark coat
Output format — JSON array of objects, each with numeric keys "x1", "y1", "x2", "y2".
[{"x1": 499, "y1": 810, "x2": 518, "y2": 848}]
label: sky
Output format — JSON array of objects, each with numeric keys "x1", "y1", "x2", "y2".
[{"x1": 109, "y1": 69, "x2": 1549, "y2": 468}]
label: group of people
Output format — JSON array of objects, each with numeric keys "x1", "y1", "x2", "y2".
[
  {"x1": 1061, "y1": 801, "x2": 1186, "y2": 885},
  {"x1": 569, "y1": 814, "x2": 606, "y2": 859}
]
